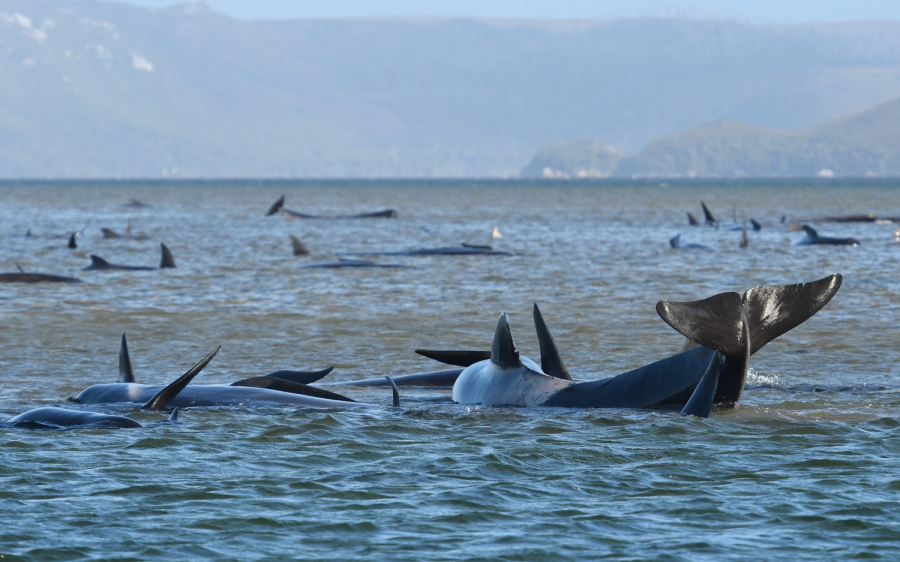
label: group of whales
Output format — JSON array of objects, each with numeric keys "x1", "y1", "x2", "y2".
[
  {"x1": 673, "y1": 201, "x2": 869, "y2": 249},
  {"x1": 4, "y1": 273, "x2": 842, "y2": 428}
]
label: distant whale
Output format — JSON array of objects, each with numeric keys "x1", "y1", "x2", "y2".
[
  {"x1": 5, "y1": 345, "x2": 219, "y2": 429},
  {"x1": 344, "y1": 244, "x2": 512, "y2": 257},
  {"x1": 420, "y1": 275, "x2": 841, "y2": 416},
  {"x1": 0, "y1": 263, "x2": 81, "y2": 283},
  {"x1": 83, "y1": 243, "x2": 176, "y2": 271},
  {"x1": 290, "y1": 235, "x2": 310, "y2": 256},
  {"x1": 669, "y1": 234, "x2": 712, "y2": 250},
  {"x1": 300, "y1": 258, "x2": 411, "y2": 269},
  {"x1": 266, "y1": 195, "x2": 397, "y2": 219},
  {"x1": 101, "y1": 220, "x2": 148, "y2": 240},
  {"x1": 796, "y1": 225, "x2": 860, "y2": 246}
]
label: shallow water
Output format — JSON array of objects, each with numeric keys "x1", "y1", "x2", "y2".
[{"x1": 1, "y1": 178, "x2": 899, "y2": 560}]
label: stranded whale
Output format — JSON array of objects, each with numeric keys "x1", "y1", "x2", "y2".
[
  {"x1": 436, "y1": 275, "x2": 841, "y2": 416},
  {"x1": 796, "y1": 225, "x2": 860, "y2": 246},
  {"x1": 73, "y1": 334, "x2": 388, "y2": 409},
  {"x1": 83, "y1": 243, "x2": 176, "y2": 271},
  {"x1": 266, "y1": 195, "x2": 397, "y2": 219},
  {"x1": 0, "y1": 263, "x2": 81, "y2": 283},
  {"x1": 5, "y1": 346, "x2": 220, "y2": 429}
]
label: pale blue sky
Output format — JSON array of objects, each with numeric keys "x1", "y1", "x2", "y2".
[{"x1": 101, "y1": 0, "x2": 900, "y2": 22}]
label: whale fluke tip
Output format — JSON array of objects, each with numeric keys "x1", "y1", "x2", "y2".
[{"x1": 266, "y1": 195, "x2": 285, "y2": 216}]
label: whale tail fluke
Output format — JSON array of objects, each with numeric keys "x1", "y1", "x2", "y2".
[
  {"x1": 119, "y1": 333, "x2": 136, "y2": 383},
  {"x1": 659, "y1": 274, "x2": 841, "y2": 406},
  {"x1": 657, "y1": 292, "x2": 746, "y2": 358},
  {"x1": 741, "y1": 273, "x2": 842, "y2": 355},
  {"x1": 266, "y1": 195, "x2": 285, "y2": 216},
  {"x1": 141, "y1": 345, "x2": 220, "y2": 411},
  {"x1": 532, "y1": 304, "x2": 571, "y2": 380},
  {"x1": 658, "y1": 274, "x2": 841, "y2": 358},
  {"x1": 159, "y1": 244, "x2": 176, "y2": 268}
]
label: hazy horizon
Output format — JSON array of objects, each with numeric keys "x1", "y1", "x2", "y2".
[{"x1": 97, "y1": 0, "x2": 900, "y2": 23}]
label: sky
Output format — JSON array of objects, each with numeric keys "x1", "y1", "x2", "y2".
[{"x1": 105, "y1": 0, "x2": 900, "y2": 22}]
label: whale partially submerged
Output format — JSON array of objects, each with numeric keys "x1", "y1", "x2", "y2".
[
  {"x1": 5, "y1": 345, "x2": 220, "y2": 429},
  {"x1": 0, "y1": 263, "x2": 81, "y2": 283},
  {"x1": 796, "y1": 225, "x2": 860, "y2": 246},
  {"x1": 266, "y1": 195, "x2": 397, "y2": 219},
  {"x1": 437, "y1": 275, "x2": 842, "y2": 417},
  {"x1": 72, "y1": 334, "x2": 387, "y2": 409},
  {"x1": 669, "y1": 234, "x2": 713, "y2": 250},
  {"x1": 344, "y1": 244, "x2": 512, "y2": 257},
  {"x1": 83, "y1": 243, "x2": 176, "y2": 271}
]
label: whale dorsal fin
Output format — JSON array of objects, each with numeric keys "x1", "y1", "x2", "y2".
[
  {"x1": 15, "y1": 262, "x2": 25, "y2": 273},
  {"x1": 656, "y1": 292, "x2": 745, "y2": 358},
  {"x1": 119, "y1": 333, "x2": 136, "y2": 383},
  {"x1": 142, "y1": 346, "x2": 220, "y2": 410},
  {"x1": 266, "y1": 195, "x2": 285, "y2": 216},
  {"x1": 168, "y1": 407, "x2": 179, "y2": 422},
  {"x1": 687, "y1": 212, "x2": 699, "y2": 226},
  {"x1": 669, "y1": 234, "x2": 681, "y2": 249},
  {"x1": 88, "y1": 255, "x2": 110, "y2": 269},
  {"x1": 532, "y1": 303, "x2": 571, "y2": 380},
  {"x1": 742, "y1": 274, "x2": 842, "y2": 355},
  {"x1": 68, "y1": 233, "x2": 77, "y2": 249},
  {"x1": 290, "y1": 235, "x2": 309, "y2": 256},
  {"x1": 802, "y1": 225, "x2": 819, "y2": 239},
  {"x1": 491, "y1": 313, "x2": 522, "y2": 369},
  {"x1": 159, "y1": 244, "x2": 176, "y2": 268},
  {"x1": 701, "y1": 201, "x2": 716, "y2": 225}
]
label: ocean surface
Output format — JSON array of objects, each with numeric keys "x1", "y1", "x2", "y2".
[{"x1": 1, "y1": 178, "x2": 899, "y2": 561}]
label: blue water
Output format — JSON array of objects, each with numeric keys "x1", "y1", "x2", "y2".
[{"x1": 1, "y1": 179, "x2": 899, "y2": 560}]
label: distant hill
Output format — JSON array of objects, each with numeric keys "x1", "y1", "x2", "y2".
[
  {"x1": 4, "y1": 2, "x2": 900, "y2": 177},
  {"x1": 519, "y1": 139, "x2": 625, "y2": 178},
  {"x1": 610, "y1": 96, "x2": 900, "y2": 177}
]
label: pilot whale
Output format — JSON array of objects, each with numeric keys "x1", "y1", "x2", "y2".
[
  {"x1": 112, "y1": 333, "x2": 355, "y2": 403},
  {"x1": 442, "y1": 275, "x2": 841, "y2": 416},
  {"x1": 796, "y1": 225, "x2": 860, "y2": 246},
  {"x1": 84, "y1": 243, "x2": 176, "y2": 271},
  {"x1": 344, "y1": 244, "x2": 512, "y2": 257},
  {"x1": 5, "y1": 346, "x2": 219, "y2": 428},
  {"x1": 266, "y1": 195, "x2": 397, "y2": 219},
  {"x1": 0, "y1": 263, "x2": 81, "y2": 283},
  {"x1": 73, "y1": 335, "x2": 390, "y2": 409}
]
